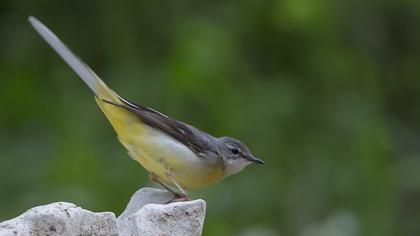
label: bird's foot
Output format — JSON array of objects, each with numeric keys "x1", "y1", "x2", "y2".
[
  {"x1": 150, "y1": 171, "x2": 191, "y2": 204},
  {"x1": 165, "y1": 193, "x2": 191, "y2": 204}
]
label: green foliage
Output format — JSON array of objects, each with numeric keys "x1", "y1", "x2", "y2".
[{"x1": 1, "y1": 1, "x2": 420, "y2": 235}]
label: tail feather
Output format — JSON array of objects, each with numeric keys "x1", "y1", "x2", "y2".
[{"x1": 28, "y1": 16, "x2": 120, "y2": 103}]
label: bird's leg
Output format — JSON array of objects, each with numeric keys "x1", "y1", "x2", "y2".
[
  {"x1": 164, "y1": 170, "x2": 191, "y2": 202},
  {"x1": 148, "y1": 173, "x2": 180, "y2": 197}
]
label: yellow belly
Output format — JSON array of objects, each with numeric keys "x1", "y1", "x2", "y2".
[
  {"x1": 133, "y1": 150, "x2": 225, "y2": 190},
  {"x1": 96, "y1": 99, "x2": 225, "y2": 189}
]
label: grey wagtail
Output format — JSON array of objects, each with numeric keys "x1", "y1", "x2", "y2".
[{"x1": 29, "y1": 16, "x2": 264, "y2": 200}]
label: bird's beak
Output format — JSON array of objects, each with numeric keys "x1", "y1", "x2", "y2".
[{"x1": 246, "y1": 155, "x2": 265, "y2": 164}]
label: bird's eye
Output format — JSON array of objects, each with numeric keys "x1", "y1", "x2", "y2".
[{"x1": 231, "y1": 148, "x2": 239, "y2": 155}]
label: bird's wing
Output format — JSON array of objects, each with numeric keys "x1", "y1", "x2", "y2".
[{"x1": 102, "y1": 98, "x2": 214, "y2": 156}]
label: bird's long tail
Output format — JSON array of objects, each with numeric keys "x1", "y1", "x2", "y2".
[
  {"x1": 28, "y1": 16, "x2": 145, "y2": 139},
  {"x1": 28, "y1": 16, "x2": 120, "y2": 104}
]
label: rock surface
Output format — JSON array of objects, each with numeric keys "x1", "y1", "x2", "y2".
[
  {"x1": 118, "y1": 188, "x2": 206, "y2": 236},
  {"x1": 0, "y1": 202, "x2": 117, "y2": 236},
  {"x1": 118, "y1": 187, "x2": 176, "y2": 222},
  {"x1": 0, "y1": 188, "x2": 206, "y2": 236}
]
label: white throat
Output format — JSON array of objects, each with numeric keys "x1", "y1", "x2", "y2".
[{"x1": 224, "y1": 158, "x2": 251, "y2": 176}]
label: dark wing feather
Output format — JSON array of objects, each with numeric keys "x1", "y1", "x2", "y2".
[{"x1": 102, "y1": 97, "x2": 214, "y2": 156}]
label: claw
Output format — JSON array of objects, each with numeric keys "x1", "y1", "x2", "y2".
[{"x1": 165, "y1": 194, "x2": 191, "y2": 204}]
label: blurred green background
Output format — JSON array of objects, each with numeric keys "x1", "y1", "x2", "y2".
[{"x1": 1, "y1": 0, "x2": 420, "y2": 235}]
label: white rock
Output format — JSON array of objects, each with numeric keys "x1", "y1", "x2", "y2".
[
  {"x1": 0, "y1": 202, "x2": 117, "y2": 236},
  {"x1": 118, "y1": 187, "x2": 206, "y2": 236},
  {"x1": 0, "y1": 188, "x2": 206, "y2": 236}
]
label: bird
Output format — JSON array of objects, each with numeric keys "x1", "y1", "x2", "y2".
[{"x1": 28, "y1": 16, "x2": 264, "y2": 201}]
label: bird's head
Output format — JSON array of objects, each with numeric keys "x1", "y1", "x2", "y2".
[{"x1": 218, "y1": 136, "x2": 264, "y2": 176}]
